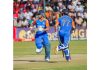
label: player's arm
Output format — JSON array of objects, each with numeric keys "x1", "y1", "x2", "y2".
[
  {"x1": 72, "y1": 20, "x2": 75, "y2": 29},
  {"x1": 55, "y1": 19, "x2": 59, "y2": 32},
  {"x1": 44, "y1": 19, "x2": 50, "y2": 31}
]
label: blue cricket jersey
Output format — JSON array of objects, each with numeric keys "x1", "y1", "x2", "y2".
[
  {"x1": 36, "y1": 19, "x2": 47, "y2": 34},
  {"x1": 58, "y1": 15, "x2": 72, "y2": 34}
]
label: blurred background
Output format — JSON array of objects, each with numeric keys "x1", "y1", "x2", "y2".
[{"x1": 13, "y1": 0, "x2": 87, "y2": 41}]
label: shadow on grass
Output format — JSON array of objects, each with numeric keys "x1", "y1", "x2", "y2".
[{"x1": 14, "y1": 59, "x2": 61, "y2": 63}]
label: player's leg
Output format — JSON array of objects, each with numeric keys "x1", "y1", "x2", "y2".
[
  {"x1": 54, "y1": 32, "x2": 64, "y2": 54},
  {"x1": 57, "y1": 32, "x2": 64, "y2": 51},
  {"x1": 35, "y1": 34, "x2": 43, "y2": 53},
  {"x1": 63, "y1": 34, "x2": 71, "y2": 61},
  {"x1": 63, "y1": 34, "x2": 70, "y2": 48},
  {"x1": 63, "y1": 48, "x2": 71, "y2": 61},
  {"x1": 42, "y1": 34, "x2": 51, "y2": 61}
]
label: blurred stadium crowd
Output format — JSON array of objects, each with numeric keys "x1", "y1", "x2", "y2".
[{"x1": 13, "y1": 0, "x2": 87, "y2": 28}]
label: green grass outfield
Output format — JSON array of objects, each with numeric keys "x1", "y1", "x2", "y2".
[{"x1": 14, "y1": 40, "x2": 87, "y2": 70}]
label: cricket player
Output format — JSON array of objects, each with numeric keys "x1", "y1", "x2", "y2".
[
  {"x1": 55, "y1": 9, "x2": 75, "y2": 61},
  {"x1": 33, "y1": 13, "x2": 51, "y2": 61}
]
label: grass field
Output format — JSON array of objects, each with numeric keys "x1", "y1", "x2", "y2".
[{"x1": 14, "y1": 40, "x2": 87, "y2": 70}]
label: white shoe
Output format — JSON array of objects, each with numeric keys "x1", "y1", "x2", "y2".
[
  {"x1": 36, "y1": 48, "x2": 42, "y2": 53},
  {"x1": 45, "y1": 58, "x2": 50, "y2": 62}
]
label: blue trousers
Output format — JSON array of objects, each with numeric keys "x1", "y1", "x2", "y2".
[
  {"x1": 58, "y1": 30, "x2": 70, "y2": 47},
  {"x1": 58, "y1": 30, "x2": 71, "y2": 61},
  {"x1": 35, "y1": 32, "x2": 51, "y2": 59}
]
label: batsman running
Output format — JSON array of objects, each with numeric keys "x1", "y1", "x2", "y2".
[
  {"x1": 55, "y1": 9, "x2": 75, "y2": 61},
  {"x1": 33, "y1": 13, "x2": 51, "y2": 62}
]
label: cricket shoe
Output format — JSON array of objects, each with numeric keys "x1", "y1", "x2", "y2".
[
  {"x1": 54, "y1": 45, "x2": 63, "y2": 54},
  {"x1": 36, "y1": 48, "x2": 42, "y2": 54},
  {"x1": 54, "y1": 44, "x2": 68, "y2": 54},
  {"x1": 45, "y1": 58, "x2": 50, "y2": 62}
]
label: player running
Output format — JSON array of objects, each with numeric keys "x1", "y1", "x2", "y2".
[
  {"x1": 55, "y1": 9, "x2": 75, "y2": 61},
  {"x1": 33, "y1": 13, "x2": 51, "y2": 62}
]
